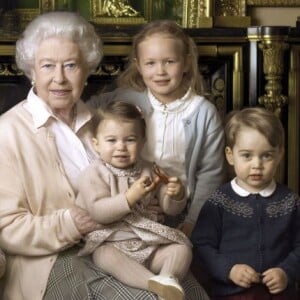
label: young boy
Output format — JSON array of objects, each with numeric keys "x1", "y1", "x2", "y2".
[{"x1": 191, "y1": 107, "x2": 300, "y2": 300}]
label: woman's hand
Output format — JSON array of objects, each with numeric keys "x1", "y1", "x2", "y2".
[
  {"x1": 262, "y1": 268, "x2": 288, "y2": 294},
  {"x1": 229, "y1": 264, "x2": 261, "y2": 288},
  {"x1": 69, "y1": 206, "x2": 99, "y2": 235},
  {"x1": 125, "y1": 176, "x2": 157, "y2": 207}
]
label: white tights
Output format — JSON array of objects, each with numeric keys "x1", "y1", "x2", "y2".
[{"x1": 92, "y1": 243, "x2": 192, "y2": 290}]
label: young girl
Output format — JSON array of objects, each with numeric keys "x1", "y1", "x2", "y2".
[
  {"x1": 76, "y1": 101, "x2": 193, "y2": 300},
  {"x1": 88, "y1": 20, "x2": 226, "y2": 237},
  {"x1": 191, "y1": 107, "x2": 300, "y2": 299}
]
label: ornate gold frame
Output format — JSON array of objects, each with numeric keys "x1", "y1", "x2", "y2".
[
  {"x1": 182, "y1": 0, "x2": 213, "y2": 28},
  {"x1": 182, "y1": 0, "x2": 300, "y2": 28},
  {"x1": 213, "y1": 0, "x2": 251, "y2": 28},
  {"x1": 7, "y1": 0, "x2": 300, "y2": 32},
  {"x1": 90, "y1": 0, "x2": 151, "y2": 25}
]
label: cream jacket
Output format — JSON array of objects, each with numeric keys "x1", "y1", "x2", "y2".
[{"x1": 0, "y1": 100, "x2": 94, "y2": 300}]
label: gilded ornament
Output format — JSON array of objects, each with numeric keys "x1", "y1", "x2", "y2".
[
  {"x1": 101, "y1": 0, "x2": 139, "y2": 17},
  {"x1": 258, "y1": 40, "x2": 289, "y2": 116}
]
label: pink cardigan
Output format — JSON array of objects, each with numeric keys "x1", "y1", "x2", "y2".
[
  {"x1": 0, "y1": 100, "x2": 94, "y2": 300},
  {"x1": 75, "y1": 159, "x2": 190, "y2": 259},
  {"x1": 76, "y1": 159, "x2": 188, "y2": 223}
]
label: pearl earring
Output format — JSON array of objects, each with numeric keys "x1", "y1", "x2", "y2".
[
  {"x1": 84, "y1": 81, "x2": 88, "y2": 86},
  {"x1": 31, "y1": 80, "x2": 35, "y2": 86}
]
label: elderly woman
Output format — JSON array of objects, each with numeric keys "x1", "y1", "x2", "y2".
[{"x1": 0, "y1": 11, "x2": 209, "y2": 300}]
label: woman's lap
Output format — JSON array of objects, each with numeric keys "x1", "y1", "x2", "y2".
[{"x1": 44, "y1": 246, "x2": 210, "y2": 300}]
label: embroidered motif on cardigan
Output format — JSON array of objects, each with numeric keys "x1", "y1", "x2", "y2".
[
  {"x1": 266, "y1": 193, "x2": 300, "y2": 218},
  {"x1": 209, "y1": 190, "x2": 254, "y2": 217}
]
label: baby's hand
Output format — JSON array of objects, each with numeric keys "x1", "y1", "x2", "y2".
[
  {"x1": 262, "y1": 268, "x2": 288, "y2": 294},
  {"x1": 229, "y1": 264, "x2": 260, "y2": 288},
  {"x1": 125, "y1": 176, "x2": 156, "y2": 207},
  {"x1": 166, "y1": 177, "x2": 185, "y2": 201}
]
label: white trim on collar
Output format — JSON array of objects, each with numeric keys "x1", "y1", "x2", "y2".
[
  {"x1": 147, "y1": 87, "x2": 193, "y2": 113},
  {"x1": 231, "y1": 177, "x2": 276, "y2": 197}
]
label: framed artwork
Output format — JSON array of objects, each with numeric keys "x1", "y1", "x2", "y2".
[
  {"x1": 90, "y1": 0, "x2": 213, "y2": 28},
  {"x1": 90, "y1": 0, "x2": 151, "y2": 25},
  {"x1": 182, "y1": 0, "x2": 213, "y2": 27}
]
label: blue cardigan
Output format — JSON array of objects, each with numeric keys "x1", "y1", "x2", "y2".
[{"x1": 191, "y1": 182, "x2": 300, "y2": 296}]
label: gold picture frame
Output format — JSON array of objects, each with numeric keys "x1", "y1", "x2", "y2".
[
  {"x1": 214, "y1": 0, "x2": 251, "y2": 27},
  {"x1": 90, "y1": 0, "x2": 151, "y2": 25},
  {"x1": 182, "y1": 0, "x2": 213, "y2": 28},
  {"x1": 183, "y1": 0, "x2": 300, "y2": 28}
]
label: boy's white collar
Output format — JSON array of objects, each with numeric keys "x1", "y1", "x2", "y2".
[{"x1": 231, "y1": 177, "x2": 276, "y2": 197}]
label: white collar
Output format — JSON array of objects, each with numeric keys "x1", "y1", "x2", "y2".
[
  {"x1": 23, "y1": 88, "x2": 53, "y2": 128},
  {"x1": 147, "y1": 87, "x2": 193, "y2": 113},
  {"x1": 104, "y1": 160, "x2": 142, "y2": 178},
  {"x1": 23, "y1": 88, "x2": 93, "y2": 131},
  {"x1": 231, "y1": 177, "x2": 276, "y2": 197}
]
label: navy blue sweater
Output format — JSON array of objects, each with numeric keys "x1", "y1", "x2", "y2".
[{"x1": 191, "y1": 182, "x2": 300, "y2": 296}]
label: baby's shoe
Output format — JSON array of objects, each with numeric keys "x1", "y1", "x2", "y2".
[{"x1": 148, "y1": 275, "x2": 184, "y2": 300}]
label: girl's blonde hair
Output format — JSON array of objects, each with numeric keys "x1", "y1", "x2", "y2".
[
  {"x1": 225, "y1": 107, "x2": 285, "y2": 151},
  {"x1": 117, "y1": 20, "x2": 205, "y2": 95}
]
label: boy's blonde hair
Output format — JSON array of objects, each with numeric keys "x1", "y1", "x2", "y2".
[
  {"x1": 117, "y1": 20, "x2": 205, "y2": 95},
  {"x1": 225, "y1": 107, "x2": 285, "y2": 151}
]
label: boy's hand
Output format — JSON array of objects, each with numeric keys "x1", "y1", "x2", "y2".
[
  {"x1": 166, "y1": 177, "x2": 185, "y2": 201},
  {"x1": 125, "y1": 176, "x2": 156, "y2": 207},
  {"x1": 229, "y1": 264, "x2": 260, "y2": 288},
  {"x1": 262, "y1": 268, "x2": 288, "y2": 294}
]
